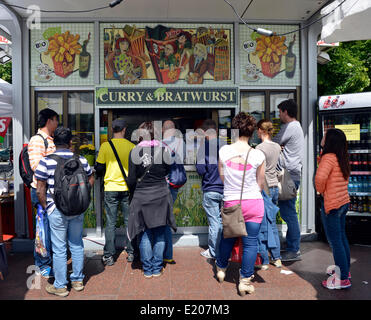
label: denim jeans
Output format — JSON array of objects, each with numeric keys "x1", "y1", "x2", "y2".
[
  {"x1": 31, "y1": 187, "x2": 52, "y2": 271},
  {"x1": 203, "y1": 191, "x2": 223, "y2": 258},
  {"x1": 321, "y1": 203, "x2": 350, "y2": 280},
  {"x1": 164, "y1": 187, "x2": 178, "y2": 260},
  {"x1": 278, "y1": 181, "x2": 301, "y2": 253},
  {"x1": 139, "y1": 226, "x2": 166, "y2": 276},
  {"x1": 258, "y1": 187, "x2": 281, "y2": 264},
  {"x1": 48, "y1": 208, "x2": 84, "y2": 289},
  {"x1": 320, "y1": 198, "x2": 332, "y2": 248},
  {"x1": 216, "y1": 221, "x2": 261, "y2": 278},
  {"x1": 104, "y1": 191, "x2": 133, "y2": 257}
]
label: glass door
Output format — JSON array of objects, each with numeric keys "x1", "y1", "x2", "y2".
[
  {"x1": 270, "y1": 91, "x2": 295, "y2": 137},
  {"x1": 240, "y1": 91, "x2": 265, "y2": 146}
]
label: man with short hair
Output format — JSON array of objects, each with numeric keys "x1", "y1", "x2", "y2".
[
  {"x1": 161, "y1": 120, "x2": 186, "y2": 264},
  {"x1": 95, "y1": 119, "x2": 135, "y2": 265},
  {"x1": 28, "y1": 108, "x2": 59, "y2": 278},
  {"x1": 273, "y1": 99, "x2": 304, "y2": 262},
  {"x1": 196, "y1": 119, "x2": 224, "y2": 259},
  {"x1": 36, "y1": 127, "x2": 94, "y2": 297}
]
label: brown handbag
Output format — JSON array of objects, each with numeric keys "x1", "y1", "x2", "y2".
[{"x1": 221, "y1": 147, "x2": 252, "y2": 239}]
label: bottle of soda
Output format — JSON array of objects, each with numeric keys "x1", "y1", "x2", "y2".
[
  {"x1": 363, "y1": 196, "x2": 368, "y2": 213},
  {"x1": 353, "y1": 196, "x2": 358, "y2": 213},
  {"x1": 358, "y1": 196, "x2": 364, "y2": 213},
  {"x1": 349, "y1": 196, "x2": 354, "y2": 211},
  {"x1": 348, "y1": 177, "x2": 353, "y2": 193},
  {"x1": 362, "y1": 154, "x2": 367, "y2": 171},
  {"x1": 349, "y1": 154, "x2": 354, "y2": 171},
  {"x1": 354, "y1": 154, "x2": 360, "y2": 171}
]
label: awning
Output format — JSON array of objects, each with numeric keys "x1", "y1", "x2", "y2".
[
  {"x1": 320, "y1": 0, "x2": 371, "y2": 43},
  {"x1": 0, "y1": 79, "x2": 12, "y2": 117}
]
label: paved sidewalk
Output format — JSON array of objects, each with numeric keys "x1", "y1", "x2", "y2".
[{"x1": 0, "y1": 241, "x2": 370, "y2": 300}]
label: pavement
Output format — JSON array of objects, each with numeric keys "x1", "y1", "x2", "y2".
[{"x1": 0, "y1": 241, "x2": 370, "y2": 300}]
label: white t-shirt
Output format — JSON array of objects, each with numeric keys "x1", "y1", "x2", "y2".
[{"x1": 219, "y1": 145, "x2": 265, "y2": 201}]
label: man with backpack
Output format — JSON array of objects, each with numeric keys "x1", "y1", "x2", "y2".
[
  {"x1": 27, "y1": 108, "x2": 58, "y2": 278},
  {"x1": 196, "y1": 119, "x2": 224, "y2": 260},
  {"x1": 35, "y1": 127, "x2": 94, "y2": 297},
  {"x1": 95, "y1": 118, "x2": 135, "y2": 265}
]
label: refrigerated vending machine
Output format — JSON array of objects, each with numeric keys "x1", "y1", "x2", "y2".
[{"x1": 317, "y1": 92, "x2": 371, "y2": 244}]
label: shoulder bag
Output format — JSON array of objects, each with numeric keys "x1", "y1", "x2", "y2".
[
  {"x1": 276, "y1": 152, "x2": 297, "y2": 201},
  {"x1": 220, "y1": 147, "x2": 252, "y2": 239}
]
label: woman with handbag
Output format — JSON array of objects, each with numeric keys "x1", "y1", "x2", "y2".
[
  {"x1": 127, "y1": 121, "x2": 177, "y2": 279},
  {"x1": 256, "y1": 120, "x2": 282, "y2": 270},
  {"x1": 215, "y1": 112, "x2": 265, "y2": 295},
  {"x1": 315, "y1": 128, "x2": 351, "y2": 290}
]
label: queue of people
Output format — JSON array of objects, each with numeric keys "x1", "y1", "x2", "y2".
[{"x1": 28, "y1": 98, "x2": 352, "y2": 297}]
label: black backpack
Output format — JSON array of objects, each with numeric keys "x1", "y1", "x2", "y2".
[
  {"x1": 48, "y1": 154, "x2": 91, "y2": 216},
  {"x1": 19, "y1": 133, "x2": 48, "y2": 188}
]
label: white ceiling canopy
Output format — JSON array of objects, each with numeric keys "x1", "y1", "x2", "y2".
[
  {"x1": 320, "y1": 0, "x2": 371, "y2": 42},
  {"x1": 3, "y1": 0, "x2": 330, "y2": 22}
]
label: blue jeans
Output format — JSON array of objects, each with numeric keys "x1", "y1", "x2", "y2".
[
  {"x1": 104, "y1": 191, "x2": 133, "y2": 257},
  {"x1": 202, "y1": 191, "x2": 223, "y2": 258},
  {"x1": 278, "y1": 181, "x2": 301, "y2": 253},
  {"x1": 139, "y1": 226, "x2": 166, "y2": 276},
  {"x1": 31, "y1": 188, "x2": 52, "y2": 271},
  {"x1": 164, "y1": 187, "x2": 178, "y2": 260},
  {"x1": 321, "y1": 203, "x2": 350, "y2": 280},
  {"x1": 216, "y1": 222, "x2": 261, "y2": 278},
  {"x1": 48, "y1": 208, "x2": 85, "y2": 289},
  {"x1": 258, "y1": 187, "x2": 281, "y2": 263}
]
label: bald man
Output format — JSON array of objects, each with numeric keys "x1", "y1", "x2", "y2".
[{"x1": 161, "y1": 120, "x2": 186, "y2": 264}]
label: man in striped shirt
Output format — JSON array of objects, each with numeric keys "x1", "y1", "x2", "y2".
[
  {"x1": 36, "y1": 127, "x2": 94, "y2": 297},
  {"x1": 28, "y1": 108, "x2": 58, "y2": 278}
]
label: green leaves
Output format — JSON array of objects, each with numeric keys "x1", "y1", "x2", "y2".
[
  {"x1": 42, "y1": 27, "x2": 61, "y2": 40},
  {"x1": 0, "y1": 61, "x2": 11, "y2": 83},
  {"x1": 318, "y1": 41, "x2": 371, "y2": 95}
]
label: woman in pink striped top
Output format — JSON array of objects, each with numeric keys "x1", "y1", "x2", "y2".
[{"x1": 215, "y1": 112, "x2": 265, "y2": 296}]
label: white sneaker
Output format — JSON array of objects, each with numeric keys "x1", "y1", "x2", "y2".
[{"x1": 200, "y1": 249, "x2": 215, "y2": 259}]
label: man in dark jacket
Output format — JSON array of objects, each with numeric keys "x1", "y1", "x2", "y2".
[{"x1": 196, "y1": 119, "x2": 225, "y2": 259}]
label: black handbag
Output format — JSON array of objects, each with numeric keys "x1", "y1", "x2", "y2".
[{"x1": 220, "y1": 147, "x2": 252, "y2": 239}]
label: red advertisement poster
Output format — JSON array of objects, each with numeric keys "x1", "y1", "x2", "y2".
[{"x1": 0, "y1": 117, "x2": 11, "y2": 138}]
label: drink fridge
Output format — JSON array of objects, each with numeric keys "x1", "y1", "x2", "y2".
[{"x1": 316, "y1": 92, "x2": 371, "y2": 245}]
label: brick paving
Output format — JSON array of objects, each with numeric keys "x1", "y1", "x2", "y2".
[{"x1": 0, "y1": 241, "x2": 370, "y2": 300}]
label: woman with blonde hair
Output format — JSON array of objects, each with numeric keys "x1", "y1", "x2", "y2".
[
  {"x1": 216, "y1": 112, "x2": 265, "y2": 295},
  {"x1": 255, "y1": 119, "x2": 282, "y2": 270}
]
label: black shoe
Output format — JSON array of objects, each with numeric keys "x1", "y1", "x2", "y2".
[
  {"x1": 127, "y1": 253, "x2": 135, "y2": 263},
  {"x1": 102, "y1": 255, "x2": 115, "y2": 266},
  {"x1": 281, "y1": 251, "x2": 302, "y2": 262}
]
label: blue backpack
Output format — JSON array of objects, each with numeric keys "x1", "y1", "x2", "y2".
[{"x1": 163, "y1": 141, "x2": 187, "y2": 189}]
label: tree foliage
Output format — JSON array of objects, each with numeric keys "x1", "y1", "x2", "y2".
[
  {"x1": 0, "y1": 61, "x2": 12, "y2": 83},
  {"x1": 318, "y1": 41, "x2": 371, "y2": 96}
]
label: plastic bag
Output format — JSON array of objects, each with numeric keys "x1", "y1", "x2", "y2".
[
  {"x1": 231, "y1": 237, "x2": 242, "y2": 263},
  {"x1": 35, "y1": 204, "x2": 47, "y2": 257},
  {"x1": 230, "y1": 237, "x2": 262, "y2": 266}
]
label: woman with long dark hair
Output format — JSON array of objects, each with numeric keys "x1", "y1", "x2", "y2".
[{"x1": 315, "y1": 128, "x2": 351, "y2": 289}]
